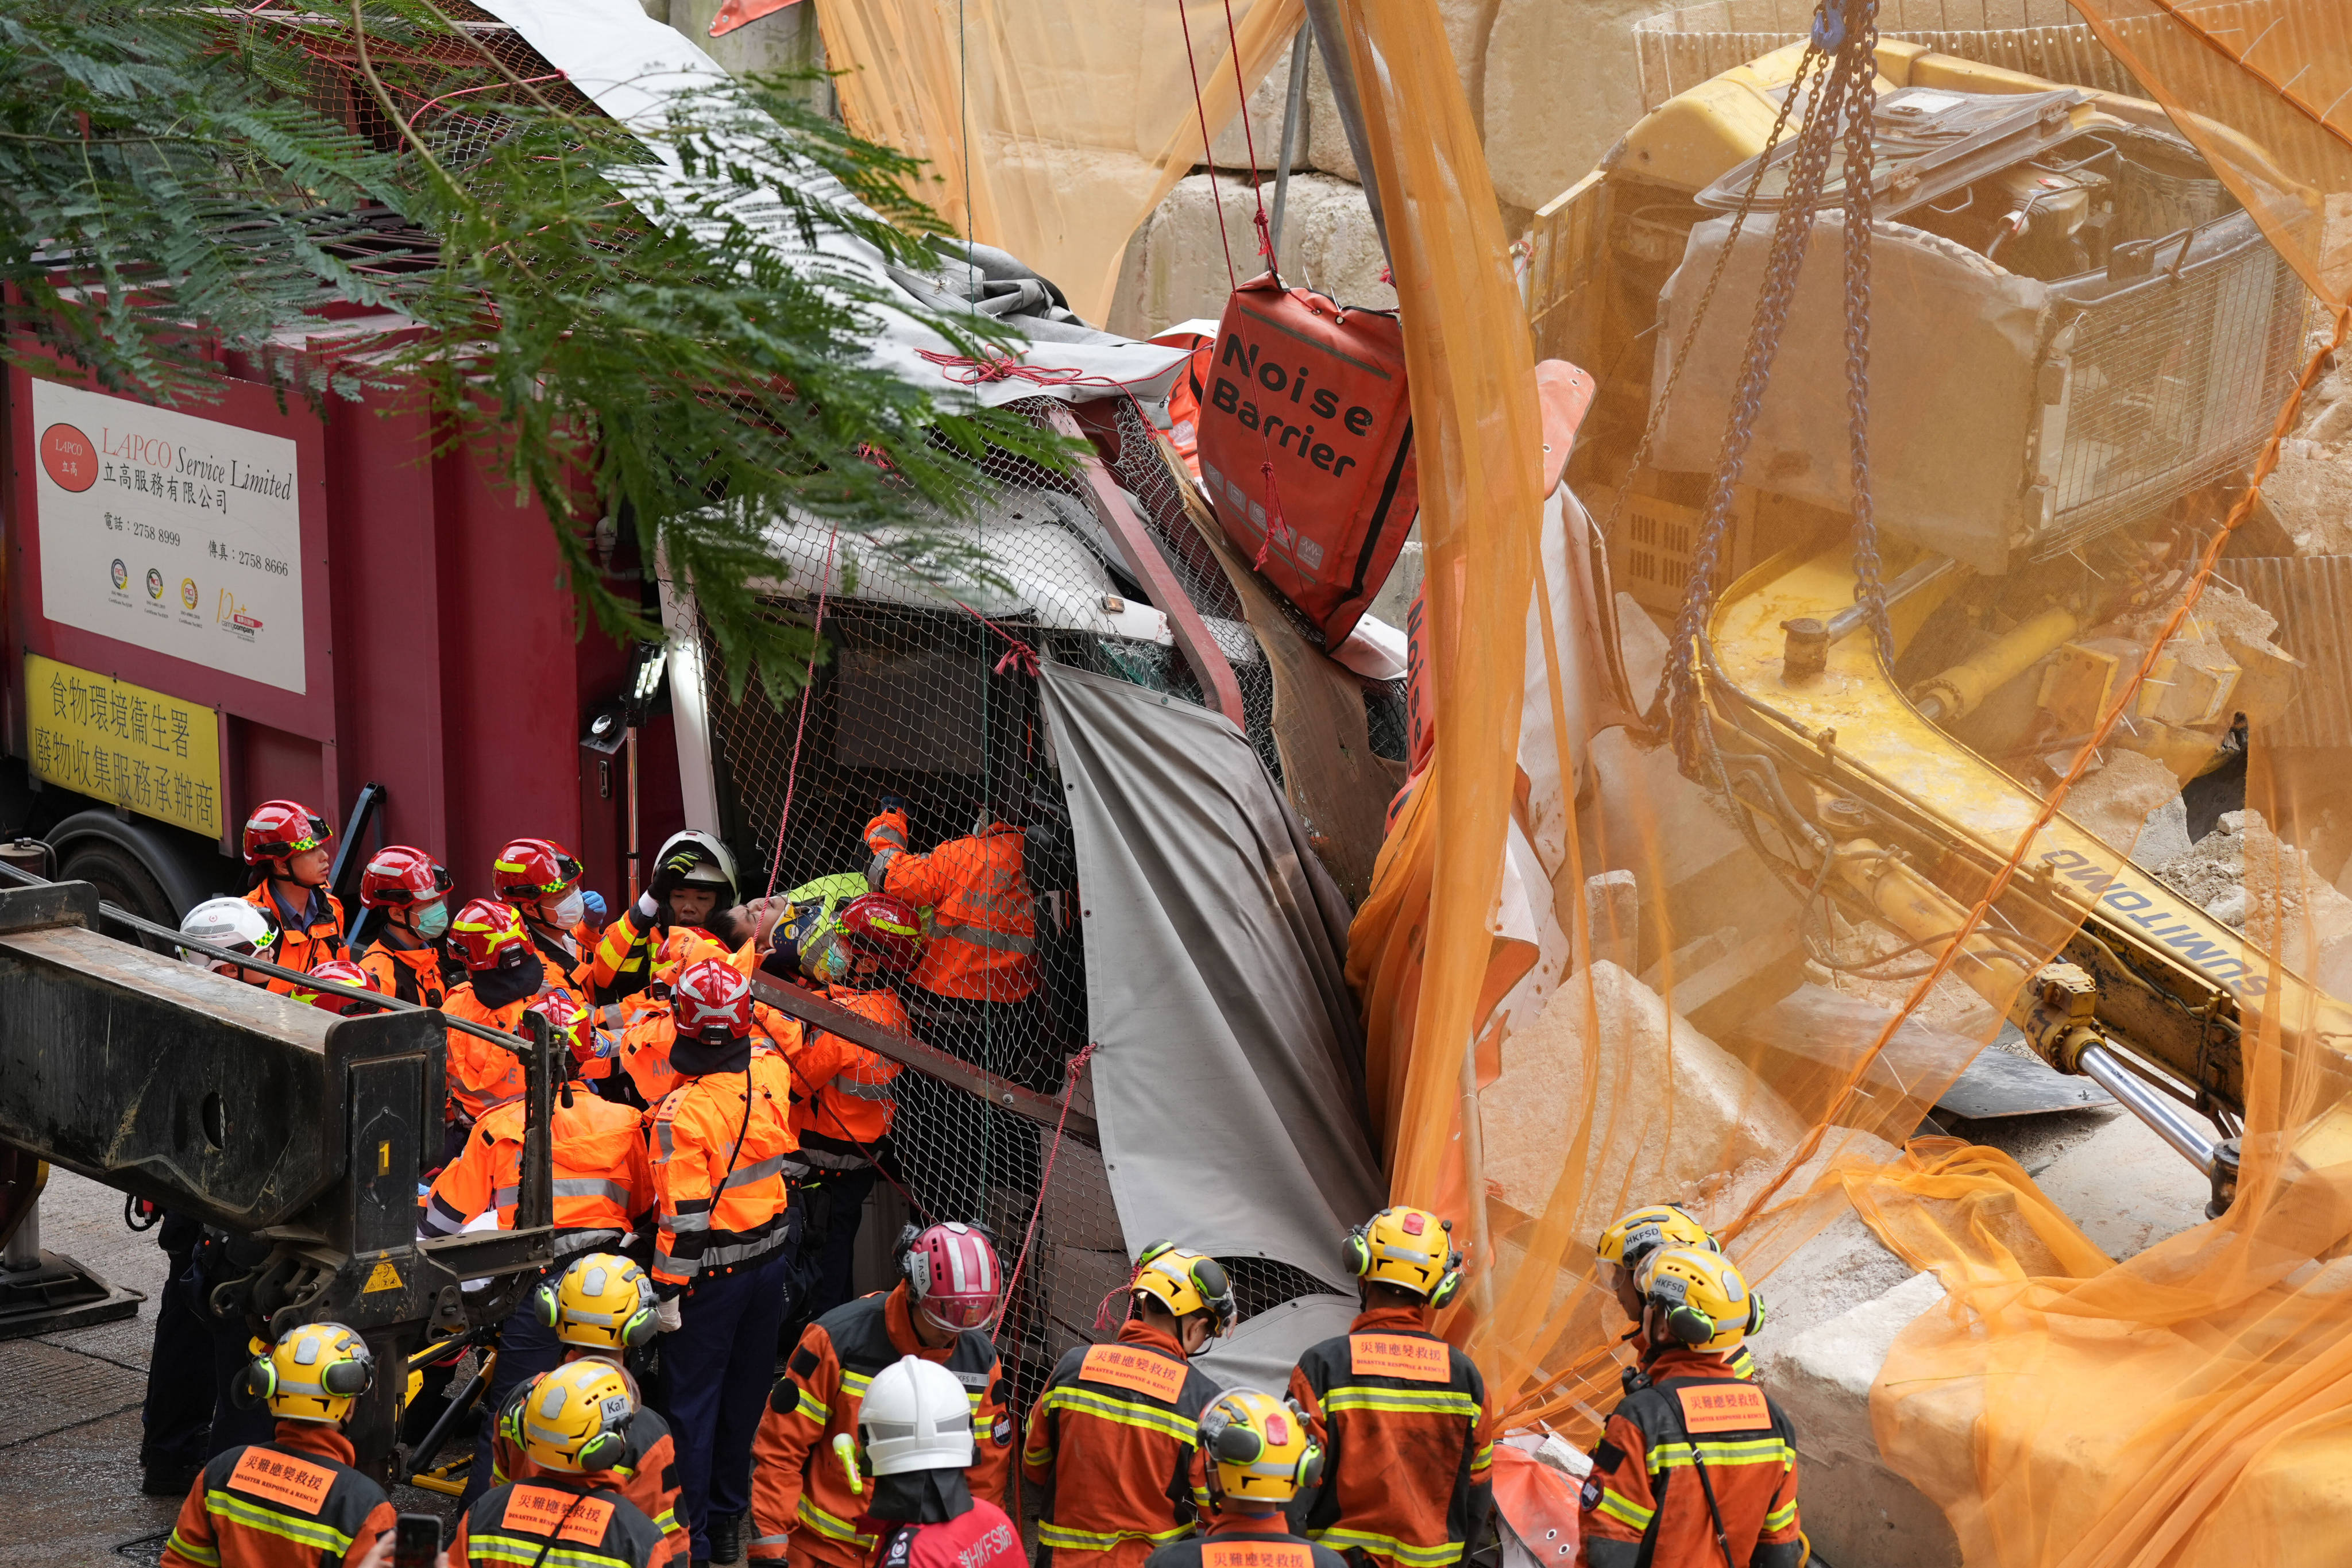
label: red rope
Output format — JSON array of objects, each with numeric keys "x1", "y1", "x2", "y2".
[
  {"x1": 992, "y1": 1039, "x2": 1100, "y2": 1334},
  {"x1": 1175, "y1": 0, "x2": 1241, "y2": 295},
  {"x1": 762, "y1": 524, "x2": 840, "y2": 903},
  {"x1": 1214, "y1": 0, "x2": 1275, "y2": 264}
]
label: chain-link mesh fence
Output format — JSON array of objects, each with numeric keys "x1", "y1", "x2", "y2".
[{"x1": 686, "y1": 397, "x2": 1331, "y2": 1415}]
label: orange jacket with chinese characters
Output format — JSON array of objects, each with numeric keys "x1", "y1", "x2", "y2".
[
  {"x1": 1023, "y1": 1319, "x2": 1219, "y2": 1568},
  {"x1": 161, "y1": 1420, "x2": 395, "y2": 1568},
  {"x1": 1287, "y1": 1304, "x2": 1494, "y2": 1568},
  {"x1": 1575, "y1": 1347, "x2": 1801, "y2": 1568},
  {"x1": 447, "y1": 1477, "x2": 667, "y2": 1568},
  {"x1": 861, "y1": 810, "x2": 1037, "y2": 1002}
]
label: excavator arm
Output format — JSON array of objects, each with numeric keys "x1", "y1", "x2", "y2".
[{"x1": 1692, "y1": 535, "x2": 2352, "y2": 1208}]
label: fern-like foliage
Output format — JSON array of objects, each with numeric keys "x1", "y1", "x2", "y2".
[{"x1": 0, "y1": 0, "x2": 1071, "y2": 702}]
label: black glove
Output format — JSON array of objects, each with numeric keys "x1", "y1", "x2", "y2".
[
  {"x1": 878, "y1": 794, "x2": 907, "y2": 814},
  {"x1": 650, "y1": 843, "x2": 704, "y2": 905}
]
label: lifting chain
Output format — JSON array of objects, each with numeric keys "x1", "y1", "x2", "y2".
[{"x1": 1666, "y1": 0, "x2": 1886, "y2": 773}]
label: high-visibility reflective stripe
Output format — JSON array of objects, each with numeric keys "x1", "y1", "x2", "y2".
[
  {"x1": 663, "y1": 1211, "x2": 711, "y2": 1234},
  {"x1": 866, "y1": 849, "x2": 901, "y2": 885},
  {"x1": 552, "y1": 1227, "x2": 624, "y2": 1257},
  {"x1": 1036, "y1": 1521, "x2": 1194, "y2": 1550},
  {"x1": 1652, "y1": 1438, "x2": 1793, "y2": 1471},
  {"x1": 652, "y1": 1122, "x2": 677, "y2": 1159},
  {"x1": 463, "y1": 1532, "x2": 639, "y2": 1568},
  {"x1": 870, "y1": 825, "x2": 908, "y2": 849},
  {"x1": 492, "y1": 1185, "x2": 522, "y2": 1207},
  {"x1": 797, "y1": 1497, "x2": 876, "y2": 1548},
  {"x1": 1323, "y1": 1387, "x2": 1482, "y2": 1419},
  {"x1": 836, "y1": 1079, "x2": 896, "y2": 1102},
  {"x1": 1312, "y1": 1528, "x2": 1465, "y2": 1566},
  {"x1": 931, "y1": 917, "x2": 1035, "y2": 955},
  {"x1": 794, "y1": 1146, "x2": 870, "y2": 1171},
  {"x1": 205, "y1": 1492, "x2": 356, "y2": 1554},
  {"x1": 719, "y1": 1153, "x2": 790, "y2": 1190},
  {"x1": 166, "y1": 1530, "x2": 222, "y2": 1566},
  {"x1": 1023, "y1": 1446, "x2": 1055, "y2": 1469},
  {"x1": 794, "y1": 1386, "x2": 829, "y2": 1422},
  {"x1": 551, "y1": 1177, "x2": 634, "y2": 1202},
  {"x1": 1038, "y1": 1384, "x2": 1198, "y2": 1443},
  {"x1": 840, "y1": 1367, "x2": 983, "y2": 1410},
  {"x1": 1590, "y1": 1488, "x2": 1655, "y2": 1532},
  {"x1": 752, "y1": 1535, "x2": 793, "y2": 1548},
  {"x1": 1472, "y1": 1442, "x2": 1494, "y2": 1472},
  {"x1": 704, "y1": 1231, "x2": 790, "y2": 1267},
  {"x1": 655, "y1": 1248, "x2": 701, "y2": 1278},
  {"x1": 1764, "y1": 1499, "x2": 1798, "y2": 1532}
]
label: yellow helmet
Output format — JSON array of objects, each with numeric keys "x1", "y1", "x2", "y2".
[
  {"x1": 534, "y1": 1253, "x2": 660, "y2": 1352},
  {"x1": 1199, "y1": 1388, "x2": 1324, "y2": 1503},
  {"x1": 1639, "y1": 1245, "x2": 1765, "y2": 1353},
  {"x1": 1131, "y1": 1241, "x2": 1237, "y2": 1334},
  {"x1": 245, "y1": 1322, "x2": 374, "y2": 1424},
  {"x1": 516, "y1": 1360, "x2": 636, "y2": 1474},
  {"x1": 1596, "y1": 1204, "x2": 1718, "y2": 1274},
  {"x1": 1344, "y1": 1206, "x2": 1463, "y2": 1307}
]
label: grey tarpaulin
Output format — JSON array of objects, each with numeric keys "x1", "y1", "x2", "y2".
[{"x1": 1038, "y1": 662, "x2": 1383, "y2": 1311}]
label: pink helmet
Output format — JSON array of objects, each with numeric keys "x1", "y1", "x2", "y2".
[{"x1": 899, "y1": 1221, "x2": 1001, "y2": 1332}]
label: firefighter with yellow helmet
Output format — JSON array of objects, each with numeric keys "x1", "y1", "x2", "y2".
[
  {"x1": 1594, "y1": 1204, "x2": 1755, "y2": 1381},
  {"x1": 160, "y1": 1323, "x2": 396, "y2": 1568},
  {"x1": 1022, "y1": 1242, "x2": 1232, "y2": 1568},
  {"x1": 1576, "y1": 1248, "x2": 1801, "y2": 1568},
  {"x1": 489, "y1": 1254, "x2": 689, "y2": 1565},
  {"x1": 1287, "y1": 1207, "x2": 1494, "y2": 1568},
  {"x1": 1144, "y1": 1389, "x2": 1350, "y2": 1568},
  {"x1": 446, "y1": 1359, "x2": 669, "y2": 1568}
]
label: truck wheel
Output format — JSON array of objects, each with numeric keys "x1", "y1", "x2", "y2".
[{"x1": 57, "y1": 837, "x2": 179, "y2": 944}]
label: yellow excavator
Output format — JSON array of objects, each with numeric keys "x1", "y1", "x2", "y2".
[{"x1": 1533, "y1": 37, "x2": 2352, "y2": 1210}]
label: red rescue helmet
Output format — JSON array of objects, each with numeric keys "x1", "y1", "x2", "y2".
[
  {"x1": 492, "y1": 838, "x2": 582, "y2": 900},
  {"x1": 673, "y1": 957, "x2": 753, "y2": 1038},
  {"x1": 450, "y1": 898, "x2": 532, "y2": 973},
  {"x1": 899, "y1": 1221, "x2": 1002, "y2": 1333},
  {"x1": 360, "y1": 845, "x2": 452, "y2": 910},
  {"x1": 840, "y1": 892, "x2": 925, "y2": 975},
  {"x1": 301, "y1": 959, "x2": 382, "y2": 1015},
  {"x1": 527, "y1": 990, "x2": 590, "y2": 1059},
  {"x1": 242, "y1": 800, "x2": 331, "y2": 867}
]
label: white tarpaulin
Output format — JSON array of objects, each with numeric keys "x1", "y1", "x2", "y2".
[{"x1": 470, "y1": 0, "x2": 1192, "y2": 407}]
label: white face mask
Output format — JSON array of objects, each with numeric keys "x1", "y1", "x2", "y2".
[{"x1": 552, "y1": 889, "x2": 587, "y2": 929}]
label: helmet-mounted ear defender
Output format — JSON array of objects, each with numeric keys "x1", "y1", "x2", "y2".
[
  {"x1": 244, "y1": 1343, "x2": 374, "y2": 1403},
  {"x1": 1343, "y1": 1212, "x2": 1467, "y2": 1309},
  {"x1": 1658, "y1": 1285, "x2": 1766, "y2": 1347},
  {"x1": 1203, "y1": 1403, "x2": 1326, "y2": 1491},
  {"x1": 577, "y1": 1427, "x2": 630, "y2": 1472},
  {"x1": 531, "y1": 1276, "x2": 661, "y2": 1349}
]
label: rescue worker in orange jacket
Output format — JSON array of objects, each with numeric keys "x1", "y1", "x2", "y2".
[
  {"x1": 1024, "y1": 1244, "x2": 1230, "y2": 1567},
  {"x1": 617, "y1": 933, "x2": 796, "y2": 1107},
  {"x1": 590, "y1": 829, "x2": 739, "y2": 1003},
  {"x1": 1596, "y1": 1206, "x2": 1756, "y2": 1383},
  {"x1": 421, "y1": 991, "x2": 656, "y2": 1505},
  {"x1": 775, "y1": 891, "x2": 920, "y2": 1322},
  {"x1": 240, "y1": 798, "x2": 346, "y2": 973},
  {"x1": 496, "y1": 837, "x2": 597, "y2": 1001},
  {"x1": 490, "y1": 1254, "x2": 688, "y2": 1566},
  {"x1": 353, "y1": 845, "x2": 455, "y2": 1008},
  {"x1": 646, "y1": 957, "x2": 803, "y2": 1565},
  {"x1": 861, "y1": 797, "x2": 1042, "y2": 1082},
  {"x1": 446, "y1": 1360, "x2": 667, "y2": 1568},
  {"x1": 1576, "y1": 1248, "x2": 1801, "y2": 1568},
  {"x1": 750, "y1": 1222, "x2": 1012, "y2": 1568},
  {"x1": 441, "y1": 899, "x2": 544, "y2": 1137},
  {"x1": 1145, "y1": 1389, "x2": 1349, "y2": 1568},
  {"x1": 1288, "y1": 1208, "x2": 1494, "y2": 1568},
  {"x1": 161, "y1": 1323, "x2": 395, "y2": 1568}
]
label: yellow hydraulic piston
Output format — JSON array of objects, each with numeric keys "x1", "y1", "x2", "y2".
[{"x1": 1910, "y1": 605, "x2": 2080, "y2": 722}]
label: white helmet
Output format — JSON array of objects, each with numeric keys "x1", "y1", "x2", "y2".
[
  {"x1": 179, "y1": 897, "x2": 281, "y2": 971},
  {"x1": 656, "y1": 829, "x2": 739, "y2": 894},
  {"x1": 859, "y1": 1354, "x2": 974, "y2": 1476}
]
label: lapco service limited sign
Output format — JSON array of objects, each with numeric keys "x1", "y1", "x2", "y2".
[{"x1": 31, "y1": 378, "x2": 306, "y2": 694}]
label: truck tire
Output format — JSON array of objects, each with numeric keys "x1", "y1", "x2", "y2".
[{"x1": 47, "y1": 810, "x2": 225, "y2": 943}]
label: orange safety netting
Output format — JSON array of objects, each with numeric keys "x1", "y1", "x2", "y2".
[
  {"x1": 813, "y1": 0, "x2": 1301, "y2": 321},
  {"x1": 1339, "y1": 2, "x2": 2352, "y2": 1566}
]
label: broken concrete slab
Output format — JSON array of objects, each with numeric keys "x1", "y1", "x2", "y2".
[
  {"x1": 2026, "y1": 1103, "x2": 2212, "y2": 1260},
  {"x1": 1756, "y1": 1271, "x2": 1961, "y2": 1568},
  {"x1": 2062, "y1": 748, "x2": 2191, "y2": 868},
  {"x1": 1104, "y1": 171, "x2": 1394, "y2": 338}
]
